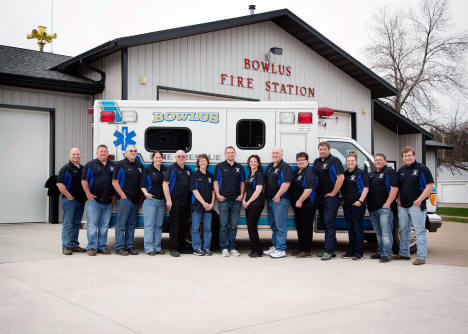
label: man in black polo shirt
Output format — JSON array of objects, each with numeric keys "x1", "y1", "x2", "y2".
[
  {"x1": 81, "y1": 145, "x2": 115, "y2": 256},
  {"x1": 313, "y1": 141, "x2": 344, "y2": 261},
  {"x1": 112, "y1": 145, "x2": 143, "y2": 256},
  {"x1": 163, "y1": 150, "x2": 192, "y2": 257},
  {"x1": 263, "y1": 147, "x2": 292, "y2": 259},
  {"x1": 56, "y1": 147, "x2": 87, "y2": 255},
  {"x1": 367, "y1": 153, "x2": 399, "y2": 263},
  {"x1": 395, "y1": 146, "x2": 434, "y2": 265},
  {"x1": 214, "y1": 146, "x2": 245, "y2": 257}
]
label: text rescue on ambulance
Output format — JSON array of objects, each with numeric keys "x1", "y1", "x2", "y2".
[{"x1": 220, "y1": 58, "x2": 315, "y2": 98}]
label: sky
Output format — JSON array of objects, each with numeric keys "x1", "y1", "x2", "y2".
[{"x1": 1, "y1": 0, "x2": 467, "y2": 122}]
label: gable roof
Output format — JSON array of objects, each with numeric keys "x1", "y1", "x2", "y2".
[
  {"x1": 0, "y1": 45, "x2": 103, "y2": 94},
  {"x1": 373, "y1": 99, "x2": 433, "y2": 139},
  {"x1": 52, "y1": 9, "x2": 397, "y2": 98}
]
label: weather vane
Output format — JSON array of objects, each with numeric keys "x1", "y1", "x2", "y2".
[{"x1": 27, "y1": 26, "x2": 57, "y2": 52}]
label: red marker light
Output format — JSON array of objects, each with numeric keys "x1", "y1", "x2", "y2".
[
  {"x1": 298, "y1": 112, "x2": 312, "y2": 123},
  {"x1": 107, "y1": 154, "x2": 115, "y2": 161},
  {"x1": 100, "y1": 111, "x2": 115, "y2": 122},
  {"x1": 318, "y1": 107, "x2": 335, "y2": 117},
  {"x1": 88, "y1": 108, "x2": 94, "y2": 115}
]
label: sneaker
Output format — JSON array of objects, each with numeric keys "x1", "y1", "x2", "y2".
[
  {"x1": 127, "y1": 247, "x2": 139, "y2": 255},
  {"x1": 391, "y1": 254, "x2": 410, "y2": 260},
  {"x1": 87, "y1": 249, "x2": 97, "y2": 256},
  {"x1": 270, "y1": 249, "x2": 286, "y2": 258},
  {"x1": 379, "y1": 256, "x2": 391, "y2": 263},
  {"x1": 155, "y1": 250, "x2": 165, "y2": 255},
  {"x1": 71, "y1": 246, "x2": 86, "y2": 253},
  {"x1": 370, "y1": 253, "x2": 382, "y2": 260},
  {"x1": 98, "y1": 249, "x2": 111, "y2": 255},
  {"x1": 221, "y1": 249, "x2": 230, "y2": 257},
  {"x1": 146, "y1": 251, "x2": 156, "y2": 256},
  {"x1": 341, "y1": 253, "x2": 354, "y2": 259},
  {"x1": 170, "y1": 250, "x2": 180, "y2": 257},
  {"x1": 321, "y1": 252, "x2": 334, "y2": 261},
  {"x1": 203, "y1": 249, "x2": 212, "y2": 256},
  {"x1": 352, "y1": 255, "x2": 364, "y2": 260},
  {"x1": 115, "y1": 248, "x2": 129, "y2": 256},
  {"x1": 193, "y1": 249, "x2": 204, "y2": 256},
  {"x1": 413, "y1": 258, "x2": 426, "y2": 265},
  {"x1": 263, "y1": 246, "x2": 276, "y2": 256},
  {"x1": 296, "y1": 251, "x2": 312, "y2": 258},
  {"x1": 230, "y1": 249, "x2": 240, "y2": 257},
  {"x1": 62, "y1": 248, "x2": 73, "y2": 255},
  {"x1": 317, "y1": 252, "x2": 336, "y2": 258}
]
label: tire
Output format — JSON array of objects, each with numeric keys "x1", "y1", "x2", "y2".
[
  {"x1": 392, "y1": 214, "x2": 417, "y2": 255},
  {"x1": 364, "y1": 233, "x2": 377, "y2": 243},
  {"x1": 210, "y1": 212, "x2": 220, "y2": 251}
]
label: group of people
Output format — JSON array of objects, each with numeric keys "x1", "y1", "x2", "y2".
[{"x1": 57, "y1": 141, "x2": 434, "y2": 265}]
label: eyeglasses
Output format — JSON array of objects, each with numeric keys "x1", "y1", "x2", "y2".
[
  {"x1": 129, "y1": 150, "x2": 137, "y2": 153},
  {"x1": 176, "y1": 155, "x2": 186, "y2": 158},
  {"x1": 296, "y1": 159, "x2": 307, "y2": 162}
]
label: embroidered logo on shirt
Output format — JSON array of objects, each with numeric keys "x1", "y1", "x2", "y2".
[
  {"x1": 186, "y1": 171, "x2": 191, "y2": 175},
  {"x1": 297, "y1": 175, "x2": 303, "y2": 180},
  {"x1": 137, "y1": 168, "x2": 142, "y2": 173},
  {"x1": 350, "y1": 175, "x2": 356, "y2": 181},
  {"x1": 235, "y1": 167, "x2": 240, "y2": 173},
  {"x1": 109, "y1": 166, "x2": 114, "y2": 172},
  {"x1": 208, "y1": 178, "x2": 212, "y2": 183},
  {"x1": 412, "y1": 170, "x2": 419, "y2": 176},
  {"x1": 274, "y1": 168, "x2": 279, "y2": 174},
  {"x1": 323, "y1": 164, "x2": 328, "y2": 169},
  {"x1": 378, "y1": 173, "x2": 384, "y2": 179}
]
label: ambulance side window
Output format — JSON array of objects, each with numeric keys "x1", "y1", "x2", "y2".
[
  {"x1": 145, "y1": 127, "x2": 191, "y2": 152},
  {"x1": 237, "y1": 119, "x2": 265, "y2": 150},
  {"x1": 328, "y1": 141, "x2": 375, "y2": 172}
]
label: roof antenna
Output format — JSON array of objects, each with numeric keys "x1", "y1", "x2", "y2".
[{"x1": 249, "y1": 5, "x2": 256, "y2": 15}]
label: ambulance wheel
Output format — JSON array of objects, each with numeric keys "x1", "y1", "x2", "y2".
[
  {"x1": 392, "y1": 216, "x2": 417, "y2": 255},
  {"x1": 364, "y1": 233, "x2": 377, "y2": 243},
  {"x1": 211, "y1": 212, "x2": 220, "y2": 251}
]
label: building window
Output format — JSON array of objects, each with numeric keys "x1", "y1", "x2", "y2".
[
  {"x1": 236, "y1": 119, "x2": 265, "y2": 150},
  {"x1": 145, "y1": 127, "x2": 191, "y2": 152}
]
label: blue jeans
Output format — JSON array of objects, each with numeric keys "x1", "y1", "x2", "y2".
[
  {"x1": 142, "y1": 198, "x2": 166, "y2": 253},
  {"x1": 398, "y1": 205, "x2": 427, "y2": 260},
  {"x1": 318, "y1": 195, "x2": 340, "y2": 254},
  {"x1": 343, "y1": 205, "x2": 365, "y2": 256},
  {"x1": 369, "y1": 208, "x2": 393, "y2": 257},
  {"x1": 86, "y1": 200, "x2": 112, "y2": 250},
  {"x1": 191, "y1": 210, "x2": 212, "y2": 250},
  {"x1": 115, "y1": 199, "x2": 139, "y2": 250},
  {"x1": 61, "y1": 198, "x2": 84, "y2": 249},
  {"x1": 218, "y1": 200, "x2": 240, "y2": 250},
  {"x1": 267, "y1": 198, "x2": 290, "y2": 251}
]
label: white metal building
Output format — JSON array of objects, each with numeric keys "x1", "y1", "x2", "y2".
[{"x1": 0, "y1": 8, "x2": 443, "y2": 223}]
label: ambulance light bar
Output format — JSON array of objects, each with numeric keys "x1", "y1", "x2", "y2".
[
  {"x1": 279, "y1": 112, "x2": 295, "y2": 124},
  {"x1": 100, "y1": 111, "x2": 115, "y2": 122},
  {"x1": 298, "y1": 112, "x2": 312, "y2": 123}
]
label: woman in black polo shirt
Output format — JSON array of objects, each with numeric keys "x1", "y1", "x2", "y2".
[
  {"x1": 141, "y1": 151, "x2": 166, "y2": 256},
  {"x1": 290, "y1": 152, "x2": 317, "y2": 258},
  {"x1": 340, "y1": 151, "x2": 369, "y2": 260},
  {"x1": 242, "y1": 155, "x2": 265, "y2": 258},
  {"x1": 190, "y1": 154, "x2": 215, "y2": 256}
]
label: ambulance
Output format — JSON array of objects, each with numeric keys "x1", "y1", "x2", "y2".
[{"x1": 92, "y1": 100, "x2": 442, "y2": 251}]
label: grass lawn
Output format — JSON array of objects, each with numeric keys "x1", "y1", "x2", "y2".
[
  {"x1": 436, "y1": 207, "x2": 468, "y2": 217},
  {"x1": 443, "y1": 217, "x2": 468, "y2": 224}
]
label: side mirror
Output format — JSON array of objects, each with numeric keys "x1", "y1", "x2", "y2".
[{"x1": 364, "y1": 161, "x2": 371, "y2": 173}]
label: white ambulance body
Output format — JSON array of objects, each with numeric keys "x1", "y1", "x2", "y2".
[{"x1": 93, "y1": 100, "x2": 377, "y2": 233}]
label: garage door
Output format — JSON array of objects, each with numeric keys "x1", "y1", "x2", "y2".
[{"x1": 0, "y1": 107, "x2": 50, "y2": 223}]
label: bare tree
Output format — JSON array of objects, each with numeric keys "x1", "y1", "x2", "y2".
[{"x1": 366, "y1": 0, "x2": 468, "y2": 121}]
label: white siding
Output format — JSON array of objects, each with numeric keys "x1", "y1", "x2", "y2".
[
  {"x1": 0, "y1": 85, "x2": 93, "y2": 172},
  {"x1": 120, "y1": 21, "x2": 372, "y2": 151},
  {"x1": 426, "y1": 148, "x2": 437, "y2": 183},
  {"x1": 374, "y1": 122, "x2": 400, "y2": 167},
  {"x1": 89, "y1": 51, "x2": 122, "y2": 100}
]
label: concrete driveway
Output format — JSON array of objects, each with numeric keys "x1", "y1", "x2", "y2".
[{"x1": 1, "y1": 222, "x2": 467, "y2": 333}]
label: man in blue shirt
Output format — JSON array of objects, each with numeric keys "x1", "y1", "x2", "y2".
[
  {"x1": 81, "y1": 145, "x2": 115, "y2": 256},
  {"x1": 313, "y1": 142, "x2": 344, "y2": 261},
  {"x1": 395, "y1": 146, "x2": 434, "y2": 265},
  {"x1": 56, "y1": 147, "x2": 86, "y2": 255},
  {"x1": 112, "y1": 145, "x2": 143, "y2": 256}
]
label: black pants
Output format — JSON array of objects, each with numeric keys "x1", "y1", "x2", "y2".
[
  {"x1": 246, "y1": 203, "x2": 264, "y2": 253},
  {"x1": 293, "y1": 205, "x2": 316, "y2": 252},
  {"x1": 168, "y1": 203, "x2": 189, "y2": 251}
]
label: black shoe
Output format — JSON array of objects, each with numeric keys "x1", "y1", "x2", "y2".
[
  {"x1": 127, "y1": 247, "x2": 139, "y2": 255},
  {"x1": 248, "y1": 251, "x2": 262, "y2": 258},
  {"x1": 203, "y1": 249, "x2": 212, "y2": 256},
  {"x1": 116, "y1": 248, "x2": 129, "y2": 256},
  {"x1": 341, "y1": 253, "x2": 354, "y2": 259},
  {"x1": 317, "y1": 252, "x2": 336, "y2": 258},
  {"x1": 370, "y1": 253, "x2": 382, "y2": 260},
  {"x1": 379, "y1": 256, "x2": 391, "y2": 263},
  {"x1": 170, "y1": 250, "x2": 180, "y2": 257},
  {"x1": 352, "y1": 255, "x2": 364, "y2": 260}
]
